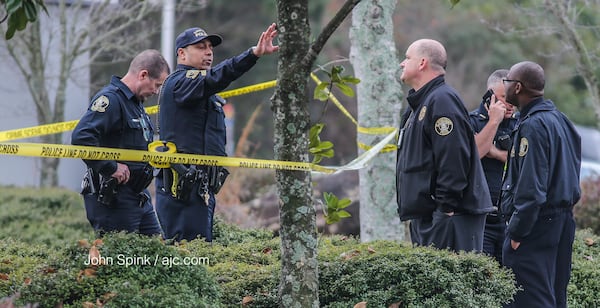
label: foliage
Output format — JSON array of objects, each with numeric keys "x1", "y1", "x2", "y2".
[
  {"x1": 0, "y1": 186, "x2": 94, "y2": 248},
  {"x1": 574, "y1": 176, "x2": 600, "y2": 234},
  {"x1": 321, "y1": 192, "x2": 352, "y2": 225},
  {"x1": 568, "y1": 228, "x2": 600, "y2": 307},
  {"x1": 1, "y1": 233, "x2": 220, "y2": 307},
  {"x1": 309, "y1": 123, "x2": 334, "y2": 164},
  {"x1": 0, "y1": 0, "x2": 47, "y2": 39}
]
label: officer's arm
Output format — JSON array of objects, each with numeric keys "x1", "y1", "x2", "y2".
[
  {"x1": 430, "y1": 109, "x2": 471, "y2": 212},
  {"x1": 506, "y1": 123, "x2": 549, "y2": 241},
  {"x1": 71, "y1": 94, "x2": 120, "y2": 177},
  {"x1": 174, "y1": 50, "x2": 259, "y2": 105},
  {"x1": 474, "y1": 99, "x2": 505, "y2": 158}
]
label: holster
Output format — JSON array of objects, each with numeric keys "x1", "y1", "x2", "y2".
[
  {"x1": 80, "y1": 168, "x2": 98, "y2": 195},
  {"x1": 97, "y1": 176, "x2": 118, "y2": 207},
  {"x1": 126, "y1": 164, "x2": 154, "y2": 193},
  {"x1": 208, "y1": 166, "x2": 229, "y2": 194},
  {"x1": 170, "y1": 164, "x2": 202, "y2": 202}
]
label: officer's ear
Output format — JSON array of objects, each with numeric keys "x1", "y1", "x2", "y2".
[{"x1": 138, "y1": 69, "x2": 150, "y2": 81}]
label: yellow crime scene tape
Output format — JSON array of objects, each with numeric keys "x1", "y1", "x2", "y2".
[
  {"x1": 0, "y1": 77, "x2": 398, "y2": 173},
  {"x1": 0, "y1": 128, "x2": 396, "y2": 174}
]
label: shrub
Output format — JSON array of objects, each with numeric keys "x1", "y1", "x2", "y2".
[
  {"x1": 575, "y1": 177, "x2": 600, "y2": 234},
  {"x1": 4, "y1": 233, "x2": 220, "y2": 307},
  {"x1": 0, "y1": 186, "x2": 93, "y2": 248}
]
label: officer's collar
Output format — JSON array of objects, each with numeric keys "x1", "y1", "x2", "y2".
[
  {"x1": 519, "y1": 97, "x2": 554, "y2": 118},
  {"x1": 110, "y1": 76, "x2": 136, "y2": 101},
  {"x1": 406, "y1": 75, "x2": 445, "y2": 110}
]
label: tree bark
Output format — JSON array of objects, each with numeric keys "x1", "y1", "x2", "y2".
[
  {"x1": 274, "y1": 1, "x2": 361, "y2": 306},
  {"x1": 349, "y1": 0, "x2": 405, "y2": 241}
]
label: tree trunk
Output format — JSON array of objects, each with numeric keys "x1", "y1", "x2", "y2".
[
  {"x1": 349, "y1": 0, "x2": 405, "y2": 241},
  {"x1": 273, "y1": 2, "x2": 318, "y2": 307}
]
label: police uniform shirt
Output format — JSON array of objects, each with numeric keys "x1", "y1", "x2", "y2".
[
  {"x1": 501, "y1": 97, "x2": 581, "y2": 241},
  {"x1": 72, "y1": 76, "x2": 154, "y2": 177},
  {"x1": 469, "y1": 102, "x2": 518, "y2": 205},
  {"x1": 159, "y1": 48, "x2": 259, "y2": 156}
]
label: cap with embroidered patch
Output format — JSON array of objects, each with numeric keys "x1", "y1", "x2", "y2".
[{"x1": 175, "y1": 27, "x2": 222, "y2": 52}]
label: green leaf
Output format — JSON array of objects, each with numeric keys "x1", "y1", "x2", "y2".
[
  {"x1": 313, "y1": 82, "x2": 330, "y2": 101},
  {"x1": 337, "y1": 210, "x2": 352, "y2": 218},
  {"x1": 23, "y1": 0, "x2": 38, "y2": 21},
  {"x1": 449, "y1": 0, "x2": 461, "y2": 8},
  {"x1": 334, "y1": 83, "x2": 355, "y2": 97},
  {"x1": 6, "y1": 0, "x2": 22, "y2": 14},
  {"x1": 323, "y1": 192, "x2": 336, "y2": 205},
  {"x1": 341, "y1": 76, "x2": 361, "y2": 84},
  {"x1": 319, "y1": 149, "x2": 334, "y2": 158},
  {"x1": 337, "y1": 198, "x2": 352, "y2": 209}
]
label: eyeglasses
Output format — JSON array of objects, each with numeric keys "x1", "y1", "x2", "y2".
[{"x1": 502, "y1": 79, "x2": 522, "y2": 86}]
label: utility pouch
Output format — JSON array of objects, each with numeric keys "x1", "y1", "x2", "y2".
[
  {"x1": 208, "y1": 166, "x2": 229, "y2": 194},
  {"x1": 97, "y1": 177, "x2": 118, "y2": 207}
]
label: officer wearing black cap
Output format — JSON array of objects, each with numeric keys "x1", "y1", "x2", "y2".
[
  {"x1": 501, "y1": 61, "x2": 581, "y2": 308},
  {"x1": 155, "y1": 23, "x2": 279, "y2": 242},
  {"x1": 72, "y1": 49, "x2": 170, "y2": 236}
]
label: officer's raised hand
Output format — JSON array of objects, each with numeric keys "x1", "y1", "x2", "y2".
[
  {"x1": 252, "y1": 23, "x2": 279, "y2": 57},
  {"x1": 486, "y1": 95, "x2": 506, "y2": 125}
]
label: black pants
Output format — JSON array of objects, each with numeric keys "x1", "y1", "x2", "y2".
[
  {"x1": 502, "y1": 210, "x2": 575, "y2": 308},
  {"x1": 410, "y1": 210, "x2": 486, "y2": 252},
  {"x1": 483, "y1": 219, "x2": 505, "y2": 264},
  {"x1": 154, "y1": 176, "x2": 216, "y2": 242},
  {"x1": 83, "y1": 186, "x2": 161, "y2": 236}
]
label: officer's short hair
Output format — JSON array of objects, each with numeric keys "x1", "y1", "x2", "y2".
[
  {"x1": 486, "y1": 69, "x2": 509, "y2": 88},
  {"x1": 129, "y1": 49, "x2": 170, "y2": 79}
]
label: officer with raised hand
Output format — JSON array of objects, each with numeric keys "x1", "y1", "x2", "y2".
[
  {"x1": 156, "y1": 24, "x2": 279, "y2": 242},
  {"x1": 72, "y1": 49, "x2": 170, "y2": 237},
  {"x1": 469, "y1": 69, "x2": 517, "y2": 263}
]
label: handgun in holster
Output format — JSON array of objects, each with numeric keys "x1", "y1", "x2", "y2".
[
  {"x1": 97, "y1": 176, "x2": 118, "y2": 207},
  {"x1": 208, "y1": 166, "x2": 230, "y2": 194},
  {"x1": 171, "y1": 164, "x2": 199, "y2": 202},
  {"x1": 80, "y1": 168, "x2": 98, "y2": 195}
]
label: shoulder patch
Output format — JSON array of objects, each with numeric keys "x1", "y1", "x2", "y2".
[
  {"x1": 518, "y1": 137, "x2": 529, "y2": 157},
  {"x1": 90, "y1": 95, "x2": 109, "y2": 113},
  {"x1": 434, "y1": 117, "x2": 453, "y2": 136},
  {"x1": 186, "y1": 70, "x2": 207, "y2": 79},
  {"x1": 418, "y1": 106, "x2": 427, "y2": 121}
]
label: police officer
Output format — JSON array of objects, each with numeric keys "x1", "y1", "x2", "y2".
[
  {"x1": 72, "y1": 49, "x2": 170, "y2": 236},
  {"x1": 155, "y1": 24, "x2": 279, "y2": 242},
  {"x1": 501, "y1": 61, "x2": 581, "y2": 308},
  {"x1": 396, "y1": 39, "x2": 494, "y2": 252},
  {"x1": 469, "y1": 69, "x2": 517, "y2": 263}
]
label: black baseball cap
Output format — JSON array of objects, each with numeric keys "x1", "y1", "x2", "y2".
[{"x1": 175, "y1": 27, "x2": 222, "y2": 52}]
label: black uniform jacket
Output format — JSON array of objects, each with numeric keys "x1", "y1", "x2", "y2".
[
  {"x1": 501, "y1": 98, "x2": 581, "y2": 241},
  {"x1": 396, "y1": 75, "x2": 494, "y2": 220},
  {"x1": 159, "y1": 48, "x2": 258, "y2": 155},
  {"x1": 71, "y1": 76, "x2": 153, "y2": 177}
]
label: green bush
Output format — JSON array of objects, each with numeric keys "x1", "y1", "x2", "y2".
[
  {"x1": 0, "y1": 186, "x2": 93, "y2": 248},
  {"x1": 3, "y1": 233, "x2": 220, "y2": 307},
  {"x1": 575, "y1": 177, "x2": 600, "y2": 234},
  {"x1": 3, "y1": 187, "x2": 600, "y2": 307}
]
